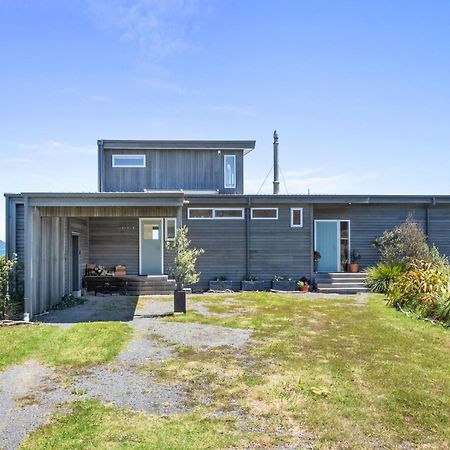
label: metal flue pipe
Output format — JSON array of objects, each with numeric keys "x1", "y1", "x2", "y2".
[{"x1": 273, "y1": 130, "x2": 280, "y2": 195}]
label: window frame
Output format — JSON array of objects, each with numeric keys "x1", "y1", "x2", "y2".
[
  {"x1": 165, "y1": 218, "x2": 177, "y2": 241},
  {"x1": 188, "y1": 208, "x2": 214, "y2": 220},
  {"x1": 213, "y1": 208, "x2": 245, "y2": 220},
  {"x1": 223, "y1": 154, "x2": 236, "y2": 189},
  {"x1": 290, "y1": 208, "x2": 304, "y2": 228},
  {"x1": 112, "y1": 154, "x2": 146, "y2": 168},
  {"x1": 187, "y1": 207, "x2": 245, "y2": 220},
  {"x1": 250, "y1": 208, "x2": 279, "y2": 220}
]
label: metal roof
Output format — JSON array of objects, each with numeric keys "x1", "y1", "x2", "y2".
[{"x1": 98, "y1": 140, "x2": 256, "y2": 155}]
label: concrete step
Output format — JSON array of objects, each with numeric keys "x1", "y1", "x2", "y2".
[
  {"x1": 318, "y1": 286, "x2": 368, "y2": 294},
  {"x1": 315, "y1": 272, "x2": 366, "y2": 278},
  {"x1": 317, "y1": 282, "x2": 366, "y2": 289}
]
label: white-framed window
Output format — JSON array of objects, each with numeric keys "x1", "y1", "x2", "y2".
[
  {"x1": 251, "y1": 208, "x2": 278, "y2": 220},
  {"x1": 112, "y1": 154, "x2": 146, "y2": 168},
  {"x1": 290, "y1": 208, "x2": 303, "y2": 227},
  {"x1": 188, "y1": 208, "x2": 244, "y2": 220},
  {"x1": 188, "y1": 208, "x2": 214, "y2": 219},
  {"x1": 224, "y1": 155, "x2": 236, "y2": 188},
  {"x1": 214, "y1": 208, "x2": 244, "y2": 219},
  {"x1": 165, "y1": 218, "x2": 177, "y2": 241}
]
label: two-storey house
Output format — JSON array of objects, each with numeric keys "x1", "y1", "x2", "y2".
[{"x1": 5, "y1": 137, "x2": 450, "y2": 318}]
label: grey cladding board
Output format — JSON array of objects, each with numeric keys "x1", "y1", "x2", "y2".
[
  {"x1": 15, "y1": 204, "x2": 25, "y2": 262},
  {"x1": 89, "y1": 217, "x2": 175, "y2": 275},
  {"x1": 102, "y1": 149, "x2": 244, "y2": 194},
  {"x1": 248, "y1": 205, "x2": 312, "y2": 280},
  {"x1": 314, "y1": 204, "x2": 428, "y2": 268},
  {"x1": 89, "y1": 217, "x2": 140, "y2": 274},
  {"x1": 183, "y1": 204, "x2": 312, "y2": 289},
  {"x1": 428, "y1": 205, "x2": 450, "y2": 257}
]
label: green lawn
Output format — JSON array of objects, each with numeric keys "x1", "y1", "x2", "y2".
[
  {"x1": 0, "y1": 322, "x2": 132, "y2": 369},
  {"x1": 3, "y1": 293, "x2": 450, "y2": 449}
]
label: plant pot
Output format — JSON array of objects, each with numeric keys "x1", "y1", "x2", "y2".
[
  {"x1": 272, "y1": 280, "x2": 297, "y2": 291},
  {"x1": 347, "y1": 263, "x2": 360, "y2": 273},
  {"x1": 241, "y1": 280, "x2": 265, "y2": 291},
  {"x1": 209, "y1": 281, "x2": 233, "y2": 291},
  {"x1": 174, "y1": 290, "x2": 186, "y2": 314},
  {"x1": 298, "y1": 284, "x2": 309, "y2": 292}
]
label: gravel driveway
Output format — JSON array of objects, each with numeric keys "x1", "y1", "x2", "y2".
[{"x1": 0, "y1": 295, "x2": 252, "y2": 449}]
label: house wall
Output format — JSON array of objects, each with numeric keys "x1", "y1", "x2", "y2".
[
  {"x1": 89, "y1": 217, "x2": 176, "y2": 275},
  {"x1": 428, "y1": 205, "x2": 450, "y2": 257},
  {"x1": 183, "y1": 203, "x2": 312, "y2": 289},
  {"x1": 313, "y1": 204, "x2": 428, "y2": 268},
  {"x1": 101, "y1": 149, "x2": 244, "y2": 194}
]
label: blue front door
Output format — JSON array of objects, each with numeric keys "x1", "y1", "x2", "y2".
[
  {"x1": 315, "y1": 221, "x2": 339, "y2": 272},
  {"x1": 140, "y1": 219, "x2": 163, "y2": 275}
]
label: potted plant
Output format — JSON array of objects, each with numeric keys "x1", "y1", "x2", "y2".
[
  {"x1": 297, "y1": 277, "x2": 310, "y2": 292},
  {"x1": 272, "y1": 275, "x2": 297, "y2": 291},
  {"x1": 314, "y1": 251, "x2": 321, "y2": 272},
  {"x1": 241, "y1": 274, "x2": 265, "y2": 292},
  {"x1": 166, "y1": 226, "x2": 204, "y2": 314},
  {"x1": 347, "y1": 250, "x2": 361, "y2": 273},
  {"x1": 209, "y1": 276, "x2": 233, "y2": 291}
]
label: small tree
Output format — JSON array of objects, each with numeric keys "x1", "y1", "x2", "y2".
[
  {"x1": 0, "y1": 254, "x2": 23, "y2": 320},
  {"x1": 166, "y1": 226, "x2": 204, "y2": 290},
  {"x1": 373, "y1": 215, "x2": 430, "y2": 265}
]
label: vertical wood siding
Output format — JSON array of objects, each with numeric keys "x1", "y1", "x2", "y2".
[
  {"x1": 15, "y1": 203, "x2": 25, "y2": 262},
  {"x1": 102, "y1": 149, "x2": 244, "y2": 194}
]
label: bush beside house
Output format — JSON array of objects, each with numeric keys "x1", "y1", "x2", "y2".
[{"x1": 366, "y1": 217, "x2": 450, "y2": 326}]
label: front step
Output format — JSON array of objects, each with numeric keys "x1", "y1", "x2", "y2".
[{"x1": 315, "y1": 272, "x2": 368, "y2": 294}]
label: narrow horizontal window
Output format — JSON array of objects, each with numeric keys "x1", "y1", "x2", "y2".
[
  {"x1": 188, "y1": 208, "x2": 214, "y2": 219},
  {"x1": 214, "y1": 208, "x2": 244, "y2": 219},
  {"x1": 251, "y1": 208, "x2": 278, "y2": 220},
  {"x1": 187, "y1": 208, "x2": 244, "y2": 220},
  {"x1": 112, "y1": 154, "x2": 146, "y2": 168},
  {"x1": 224, "y1": 155, "x2": 236, "y2": 189},
  {"x1": 290, "y1": 208, "x2": 303, "y2": 227},
  {"x1": 165, "y1": 218, "x2": 177, "y2": 241}
]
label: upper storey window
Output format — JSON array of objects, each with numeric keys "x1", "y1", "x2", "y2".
[
  {"x1": 224, "y1": 155, "x2": 236, "y2": 188},
  {"x1": 112, "y1": 154, "x2": 146, "y2": 168}
]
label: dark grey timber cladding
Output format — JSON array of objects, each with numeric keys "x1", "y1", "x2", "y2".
[
  {"x1": 15, "y1": 203, "x2": 25, "y2": 262},
  {"x1": 249, "y1": 205, "x2": 312, "y2": 281},
  {"x1": 183, "y1": 207, "x2": 246, "y2": 289},
  {"x1": 89, "y1": 217, "x2": 174, "y2": 275},
  {"x1": 428, "y1": 205, "x2": 450, "y2": 257},
  {"x1": 89, "y1": 217, "x2": 140, "y2": 274},
  {"x1": 102, "y1": 149, "x2": 244, "y2": 194},
  {"x1": 314, "y1": 204, "x2": 427, "y2": 268}
]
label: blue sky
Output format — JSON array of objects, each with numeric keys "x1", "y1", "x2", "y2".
[{"x1": 1, "y1": 0, "x2": 450, "y2": 240}]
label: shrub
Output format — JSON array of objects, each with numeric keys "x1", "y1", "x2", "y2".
[
  {"x1": 373, "y1": 216, "x2": 430, "y2": 265},
  {"x1": 0, "y1": 254, "x2": 23, "y2": 320},
  {"x1": 365, "y1": 263, "x2": 405, "y2": 293},
  {"x1": 242, "y1": 274, "x2": 258, "y2": 281},
  {"x1": 387, "y1": 259, "x2": 450, "y2": 317},
  {"x1": 166, "y1": 226, "x2": 204, "y2": 290}
]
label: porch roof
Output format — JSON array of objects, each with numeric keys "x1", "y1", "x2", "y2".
[{"x1": 5, "y1": 192, "x2": 186, "y2": 208}]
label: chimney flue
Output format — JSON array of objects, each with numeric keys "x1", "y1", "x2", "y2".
[{"x1": 273, "y1": 130, "x2": 280, "y2": 195}]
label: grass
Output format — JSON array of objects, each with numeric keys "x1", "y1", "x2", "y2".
[
  {"x1": 0, "y1": 322, "x2": 132, "y2": 370},
  {"x1": 8, "y1": 292, "x2": 450, "y2": 448},
  {"x1": 161, "y1": 293, "x2": 450, "y2": 448},
  {"x1": 20, "y1": 400, "x2": 245, "y2": 450}
]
